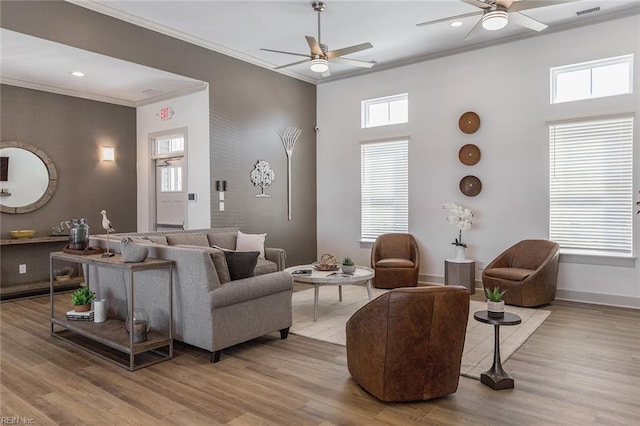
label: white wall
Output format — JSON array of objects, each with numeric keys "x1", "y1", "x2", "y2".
[
  {"x1": 317, "y1": 16, "x2": 640, "y2": 308},
  {"x1": 136, "y1": 88, "x2": 210, "y2": 231}
]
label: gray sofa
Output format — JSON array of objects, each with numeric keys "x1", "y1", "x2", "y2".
[{"x1": 89, "y1": 228, "x2": 293, "y2": 362}]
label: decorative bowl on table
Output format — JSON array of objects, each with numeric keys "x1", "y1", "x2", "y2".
[
  {"x1": 312, "y1": 253, "x2": 340, "y2": 271},
  {"x1": 10, "y1": 229, "x2": 36, "y2": 239}
]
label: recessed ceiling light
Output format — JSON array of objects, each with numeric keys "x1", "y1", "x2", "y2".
[
  {"x1": 70, "y1": 71, "x2": 85, "y2": 77},
  {"x1": 451, "y1": 21, "x2": 463, "y2": 28}
]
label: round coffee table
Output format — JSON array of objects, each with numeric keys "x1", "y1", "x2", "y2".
[
  {"x1": 285, "y1": 265, "x2": 375, "y2": 321},
  {"x1": 474, "y1": 310, "x2": 522, "y2": 390}
]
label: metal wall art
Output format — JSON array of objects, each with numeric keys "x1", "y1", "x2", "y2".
[
  {"x1": 250, "y1": 160, "x2": 275, "y2": 198},
  {"x1": 279, "y1": 126, "x2": 302, "y2": 220}
]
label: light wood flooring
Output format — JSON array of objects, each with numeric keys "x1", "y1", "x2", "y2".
[{"x1": 1, "y1": 291, "x2": 639, "y2": 425}]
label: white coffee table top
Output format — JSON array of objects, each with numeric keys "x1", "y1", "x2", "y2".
[{"x1": 285, "y1": 264, "x2": 374, "y2": 285}]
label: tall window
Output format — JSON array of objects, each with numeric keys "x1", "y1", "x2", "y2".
[
  {"x1": 361, "y1": 139, "x2": 408, "y2": 241},
  {"x1": 549, "y1": 116, "x2": 633, "y2": 255},
  {"x1": 361, "y1": 93, "x2": 408, "y2": 128},
  {"x1": 551, "y1": 54, "x2": 633, "y2": 104}
]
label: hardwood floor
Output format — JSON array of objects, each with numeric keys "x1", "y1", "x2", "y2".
[{"x1": 1, "y1": 292, "x2": 639, "y2": 425}]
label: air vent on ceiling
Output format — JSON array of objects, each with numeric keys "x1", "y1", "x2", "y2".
[{"x1": 576, "y1": 6, "x2": 600, "y2": 16}]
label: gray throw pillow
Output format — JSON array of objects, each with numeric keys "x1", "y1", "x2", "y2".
[{"x1": 224, "y1": 250, "x2": 259, "y2": 281}]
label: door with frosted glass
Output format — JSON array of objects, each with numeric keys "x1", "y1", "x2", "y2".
[{"x1": 155, "y1": 157, "x2": 184, "y2": 231}]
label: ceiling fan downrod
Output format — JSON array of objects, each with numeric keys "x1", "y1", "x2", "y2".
[{"x1": 313, "y1": 1, "x2": 326, "y2": 45}]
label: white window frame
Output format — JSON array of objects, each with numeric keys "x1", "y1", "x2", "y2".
[
  {"x1": 550, "y1": 54, "x2": 633, "y2": 104},
  {"x1": 549, "y1": 114, "x2": 634, "y2": 257},
  {"x1": 361, "y1": 93, "x2": 408, "y2": 128},
  {"x1": 360, "y1": 137, "x2": 409, "y2": 242}
]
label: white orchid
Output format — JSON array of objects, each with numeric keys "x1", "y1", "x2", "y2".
[{"x1": 443, "y1": 202, "x2": 473, "y2": 247}]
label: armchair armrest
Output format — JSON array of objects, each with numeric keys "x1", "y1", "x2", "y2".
[{"x1": 265, "y1": 247, "x2": 286, "y2": 271}]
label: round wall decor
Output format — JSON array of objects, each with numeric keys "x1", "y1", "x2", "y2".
[
  {"x1": 458, "y1": 144, "x2": 481, "y2": 165},
  {"x1": 459, "y1": 175, "x2": 482, "y2": 197},
  {"x1": 458, "y1": 111, "x2": 480, "y2": 134}
]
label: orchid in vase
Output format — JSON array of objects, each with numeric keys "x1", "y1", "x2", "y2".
[{"x1": 443, "y1": 202, "x2": 473, "y2": 248}]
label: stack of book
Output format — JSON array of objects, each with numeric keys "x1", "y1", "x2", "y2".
[{"x1": 66, "y1": 309, "x2": 95, "y2": 321}]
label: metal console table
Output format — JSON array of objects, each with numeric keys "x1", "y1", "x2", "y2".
[{"x1": 50, "y1": 251, "x2": 173, "y2": 371}]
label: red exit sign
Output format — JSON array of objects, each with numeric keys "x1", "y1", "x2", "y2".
[{"x1": 159, "y1": 107, "x2": 174, "y2": 120}]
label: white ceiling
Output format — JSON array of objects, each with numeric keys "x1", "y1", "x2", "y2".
[{"x1": 1, "y1": 1, "x2": 638, "y2": 105}]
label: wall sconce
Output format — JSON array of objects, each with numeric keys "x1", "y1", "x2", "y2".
[{"x1": 101, "y1": 147, "x2": 115, "y2": 162}]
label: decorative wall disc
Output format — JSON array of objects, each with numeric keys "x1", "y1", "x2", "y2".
[
  {"x1": 458, "y1": 144, "x2": 481, "y2": 166},
  {"x1": 458, "y1": 111, "x2": 480, "y2": 134},
  {"x1": 459, "y1": 175, "x2": 482, "y2": 197}
]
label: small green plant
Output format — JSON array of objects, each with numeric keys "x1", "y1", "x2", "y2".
[
  {"x1": 485, "y1": 286, "x2": 507, "y2": 302},
  {"x1": 343, "y1": 257, "x2": 354, "y2": 266},
  {"x1": 71, "y1": 287, "x2": 96, "y2": 305}
]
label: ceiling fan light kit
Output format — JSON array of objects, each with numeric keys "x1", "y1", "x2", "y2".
[
  {"x1": 482, "y1": 9, "x2": 508, "y2": 31},
  {"x1": 310, "y1": 58, "x2": 329, "y2": 73}
]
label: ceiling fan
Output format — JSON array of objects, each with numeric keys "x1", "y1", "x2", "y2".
[
  {"x1": 261, "y1": 1, "x2": 375, "y2": 77},
  {"x1": 417, "y1": 0, "x2": 576, "y2": 41}
]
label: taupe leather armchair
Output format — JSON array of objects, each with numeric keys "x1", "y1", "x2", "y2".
[
  {"x1": 482, "y1": 239, "x2": 560, "y2": 307},
  {"x1": 346, "y1": 286, "x2": 469, "y2": 402},
  {"x1": 370, "y1": 233, "x2": 420, "y2": 289}
]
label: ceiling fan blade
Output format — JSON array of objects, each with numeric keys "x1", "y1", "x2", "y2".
[
  {"x1": 331, "y1": 56, "x2": 376, "y2": 69},
  {"x1": 416, "y1": 11, "x2": 482, "y2": 27},
  {"x1": 495, "y1": 0, "x2": 515, "y2": 8},
  {"x1": 509, "y1": 11, "x2": 548, "y2": 32},
  {"x1": 508, "y1": 0, "x2": 577, "y2": 13},
  {"x1": 464, "y1": 16, "x2": 484, "y2": 40},
  {"x1": 462, "y1": 0, "x2": 493, "y2": 9},
  {"x1": 274, "y1": 58, "x2": 310, "y2": 70},
  {"x1": 305, "y1": 36, "x2": 324, "y2": 56},
  {"x1": 260, "y1": 48, "x2": 310, "y2": 58},
  {"x1": 325, "y1": 42, "x2": 373, "y2": 59}
]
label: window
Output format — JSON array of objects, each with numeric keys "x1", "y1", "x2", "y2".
[
  {"x1": 155, "y1": 135, "x2": 184, "y2": 155},
  {"x1": 161, "y1": 166, "x2": 182, "y2": 192},
  {"x1": 362, "y1": 93, "x2": 408, "y2": 128},
  {"x1": 549, "y1": 115, "x2": 633, "y2": 256},
  {"x1": 551, "y1": 54, "x2": 633, "y2": 104},
  {"x1": 361, "y1": 139, "x2": 408, "y2": 241}
]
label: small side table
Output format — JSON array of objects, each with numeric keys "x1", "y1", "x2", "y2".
[
  {"x1": 473, "y1": 310, "x2": 522, "y2": 390},
  {"x1": 444, "y1": 259, "x2": 475, "y2": 294}
]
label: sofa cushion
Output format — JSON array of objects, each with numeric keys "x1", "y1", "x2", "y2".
[
  {"x1": 207, "y1": 232, "x2": 237, "y2": 250},
  {"x1": 255, "y1": 258, "x2": 278, "y2": 276},
  {"x1": 236, "y1": 231, "x2": 266, "y2": 258},
  {"x1": 166, "y1": 233, "x2": 209, "y2": 247},
  {"x1": 224, "y1": 250, "x2": 260, "y2": 281},
  {"x1": 484, "y1": 267, "x2": 534, "y2": 281}
]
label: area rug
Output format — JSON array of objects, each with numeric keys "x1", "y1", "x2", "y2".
[{"x1": 290, "y1": 285, "x2": 551, "y2": 380}]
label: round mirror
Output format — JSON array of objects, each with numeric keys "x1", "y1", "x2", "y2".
[{"x1": 0, "y1": 141, "x2": 57, "y2": 214}]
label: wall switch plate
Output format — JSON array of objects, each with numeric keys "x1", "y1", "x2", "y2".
[
  {"x1": 19, "y1": 264, "x2": 26, "y2": 274},
  {"x1": 188, "y1": 193, "x2": 196, "y2": 201},
  {"x1": 219, "y1": 202, "x2": 224, "y2": 211}
]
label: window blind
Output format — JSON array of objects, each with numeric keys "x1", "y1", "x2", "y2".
[
  {"x1": 361, "y1": 139, "x2": 408, "y2": 240},
  {"x1": 549, "y1": 116, "x2": 633, "y2": 255}
]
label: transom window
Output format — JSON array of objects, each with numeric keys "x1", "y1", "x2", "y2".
[
  {"x1": 551, "y1": 54, "x2": 633, "y2": 104},
  {"x1": 155, "y1": 135, "x2": 184, "y2": 155},
  {"x1": 361, "y1": 93, "x2": 408, "y2": 128}
]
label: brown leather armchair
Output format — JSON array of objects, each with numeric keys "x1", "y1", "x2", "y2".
[
  {"x1": 370, "y1": 233, "x2": 420, "y2": 289},
  {"x1": 346, "y1": 286, "x2": 469, "y2": 402},
  {"x1": 482, "y1": 239, "x2": 560, "y2": 307}
]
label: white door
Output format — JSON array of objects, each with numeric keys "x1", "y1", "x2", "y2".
[{"x1": 156, "y1": 157, "x2": 184, "y2": 231}]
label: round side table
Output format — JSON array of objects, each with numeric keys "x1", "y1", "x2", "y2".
[{"x1": 473, "y1": 310, "x2": 522, "y2": 390}]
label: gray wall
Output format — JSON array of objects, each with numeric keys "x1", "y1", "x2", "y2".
[{"x1": 1, "y1": 0, "x2": 318, "y2": 266}]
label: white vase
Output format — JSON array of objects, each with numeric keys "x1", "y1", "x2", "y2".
[
  {"x1": 487, "y1": 300, "x2": 505, "y2": 318},
  {"x1": 454, "y1": 245, "x2": 466, "y2": 261}
]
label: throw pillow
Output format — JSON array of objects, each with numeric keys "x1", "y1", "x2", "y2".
[
  {"x1": 236, "y1": 231, "x2": 266, "y2": 258},
  {"x1": 224, "y1": 250, "x2": 260, "y2": 281}
]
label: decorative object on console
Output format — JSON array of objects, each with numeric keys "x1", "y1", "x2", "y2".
[
  {"x1": 51, "y1": 220, "x2": 71, "y2": 236},
  {"x1": 120, "y1": 237, "x2": 149, "y2": 263},
  {"x1": 9, "y1": 229, "x2": 36, "y2": 239},
  {"x1": 71, "y1": 286, "x2": 96, "y2": 312},
  {"x1": 250, "y1": 160, "x2": 275, "y2": 198},
  {"x1": 459, "y1": 175, "x2": 482, "y2": 197},
  {"x1": 312, "y1": 253, "x2": 339, "y2": 271},
  {"x1": 279, "y1": 126, "x2": 302, "y2": 221},
  {"x1": 485, "y1": 286, "x2": 507, "y2": 318},
  {"x1": 342, "y1": 257, "x2": 356, "y2": 275},
  {"x1": 444, "y1": 202, "x2": 473, "y2": 260},
  {"x1": 54, "y1": 266, "x2": 74, "y2": 282},
  {"x1": 126, "y1": 308, "x2": 150, "y2": 343},
  {"x1": 100, "y1": 209, "x2": 116, "y2": 257},
  {"x1": 458, "y1": 144, "x2": 481, "y2": 166},
  {"x1": 93, "y1": 299, "x2": 107, "y2": 323},
  {"x1": 68, "y1": 218, "x2": 89, "y2": 250},
  {"x1": 458, "y1": 111, "x2": 480, "y2": 134}
]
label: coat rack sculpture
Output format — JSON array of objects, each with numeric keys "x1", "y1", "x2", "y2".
[{"x1": 279, "y1": 126, "x2": 302, "y2": 221}]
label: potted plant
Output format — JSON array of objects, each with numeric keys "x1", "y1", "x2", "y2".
[
  {"x1": 54, "y1": 266, "x2": 74, "y2": 282},
  {"x1": 342, "y1": 257, "x2": 356, "y2": 275},
  {"x1": 485, "y1": 286, "x2": 507, "y2": 318},
  {"x1": 71, "y1": 286, "x2": 96, "y2": 312},
  {"x1": 443, "y1": 202, "x2": 473, "y2": 260}
]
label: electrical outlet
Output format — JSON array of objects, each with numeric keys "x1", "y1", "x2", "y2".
[
  {"x1": 477, "y1": 261, "x2": 484, "y2": 270},
  {"x1": 19, "y1": 264, "x2": 26, "y2": 274}
]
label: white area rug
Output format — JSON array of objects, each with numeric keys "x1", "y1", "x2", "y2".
[{"x1": 290, "y1": 285, "x2": 551, "y2": 380}]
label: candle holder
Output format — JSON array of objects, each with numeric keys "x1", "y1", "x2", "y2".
[{"x1": 126, "y1": 308, "x2": 150, "y2": 343}]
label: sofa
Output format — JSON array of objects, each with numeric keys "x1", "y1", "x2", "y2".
[{"x1": 89, "y1": 227, "x2": 293, "y2": 362}]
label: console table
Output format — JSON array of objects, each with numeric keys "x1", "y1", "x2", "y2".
[
  {"x1": 50, "y1": 251, "x2": 173, "y2": 371},
  {"x1": 473, "y1": 310, "x2": 522, "y2": 390}
]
